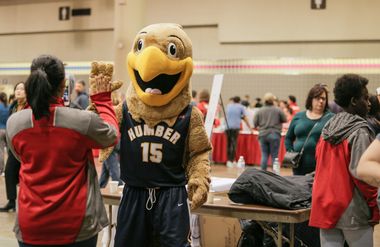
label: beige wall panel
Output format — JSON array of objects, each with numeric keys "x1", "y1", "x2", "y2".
[
  {"x1": 146, "y1": 0, "x2": 380, "y2": 42},
  {"x1": 0, "y1": 0, "x2": 113, "y2": 34},
  {"x1": 185, "y1": 27, "x2": 380, "y2": 60},
  {"x1": 220, "y1": 0, "x2": 380, "y2": 42},
  {"x1": 0, "y1": 30, "x2": 114, "y2": 62},
  {"x1": 1, "y1": 1, "x2": 380, "y2": 65},
  {"x1": 113, "y1": 0, "x2": 147, "y2": 90},
  {"x1": 145, "y1": 0, "x2": 219, "y2": 26}
]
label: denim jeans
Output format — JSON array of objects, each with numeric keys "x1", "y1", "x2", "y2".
[
  {"x1": 259, "y1": 132, "x2": 281, "y2": 171},
  {"x1": 99, "y1": 147, "x2": 123, "y2": 188}
]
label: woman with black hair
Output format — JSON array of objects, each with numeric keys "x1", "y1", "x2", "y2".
[
  {"x1": 0, "y1": 82, "x2": 26, "y2": 212},
  {"x1": 6, "y1": 55, "x2": 119, "y2": 247},
  {"x1": 0, "y1": 91, "x2": 9, "y2": 174},
  {"x1": 310, "y1": 74, "x2": 378, "y2": 246},
  {"x1": 366, "y1": 95, "x2": 380, "y2": 135}
]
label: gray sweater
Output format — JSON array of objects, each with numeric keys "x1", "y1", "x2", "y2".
[{"x1": 254, "y1": 105, "x2": 287, "y2": 136}]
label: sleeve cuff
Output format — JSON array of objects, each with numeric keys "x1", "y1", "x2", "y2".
[{"x1": 90, "y1": 92, "x2": 112, "y2": 101}]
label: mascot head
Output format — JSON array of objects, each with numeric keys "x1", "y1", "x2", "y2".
[{"x1": 127, "y1": 23, "x2": 193, "y2": 107}]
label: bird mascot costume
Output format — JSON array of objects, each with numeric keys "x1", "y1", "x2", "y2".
[{"x1": 93, "y1": 23, "x2": 212, "y2": 247}]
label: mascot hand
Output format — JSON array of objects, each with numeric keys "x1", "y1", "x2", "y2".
[
  {"x1": 89, "y1": 61, "x2": 123, "y2": 95},
  {"x1": 98, "y1": 146, "x2": 113, "y2": 163},
  {"x1": 188, "y1": 178, "x2": 209, "y2": 210}
]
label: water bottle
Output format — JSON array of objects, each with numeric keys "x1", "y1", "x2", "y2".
[
  {"x1": 237, "y1": 156, "x2": 246, "y2": 176},
  {"x1": 273, "y1": 158, "x2": 280, "y2": 175}
]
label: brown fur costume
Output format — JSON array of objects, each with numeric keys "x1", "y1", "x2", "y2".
[{"x1": 96, "y1": 23, "x2": 211, "y2": 210}]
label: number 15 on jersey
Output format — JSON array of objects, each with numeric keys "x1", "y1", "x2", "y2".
[{"x1": 141, "y1": 142, "x2": 163, "y2": 163}]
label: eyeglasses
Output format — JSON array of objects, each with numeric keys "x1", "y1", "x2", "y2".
[{"x1": 314, "y1": 96, "x2": 327, "y2": 101}]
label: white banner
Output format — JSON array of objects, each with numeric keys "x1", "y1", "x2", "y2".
[{"x1": 204, "y1": 74, "x2": 224, "y2": 139}]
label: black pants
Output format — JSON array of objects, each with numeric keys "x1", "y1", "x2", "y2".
[
  {"x1": 18, "y1": 235, "x2": 98, "y2": 247},
  {"x1": 225, "y1": 129, "x2": 240, "y2": 162},
  {"x1": 115, "y1": 186, "x2": 191, "y2": 247},
  {"x1": 5, "y1": 151, "x2": 20, "y2": 201}
]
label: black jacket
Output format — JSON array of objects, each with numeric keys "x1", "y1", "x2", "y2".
[{"x1": 228, "y1": 168, "x2": 313, "y2": 209}]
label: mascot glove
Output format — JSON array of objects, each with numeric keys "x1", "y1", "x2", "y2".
[
  {"x1": 188, "y1": 178, "x2": 209, "y2": 210},
  {"x1": 89, "y1": 61, "x2": 123, "y2": 96}
]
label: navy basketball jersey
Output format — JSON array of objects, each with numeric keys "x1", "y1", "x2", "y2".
[{"x1": 120, "y1": 103, "x2": 192, "y2": 187}]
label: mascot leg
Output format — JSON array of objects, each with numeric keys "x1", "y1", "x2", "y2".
[
  {"x1": 114, "y1": 186, "x2": 154, "y2": 247},
  {"x1": 114, "y1": 186, "x2": 191, "y2": 247},
  {"x1": 151, "y1": 187, "x2": 191, "y2": 247}
]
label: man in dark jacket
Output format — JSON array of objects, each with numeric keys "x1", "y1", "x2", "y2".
[{"x1": 70, "y1": 80, "x2": 89, "y2": 110}]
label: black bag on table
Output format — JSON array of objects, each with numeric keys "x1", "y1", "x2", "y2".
[{"x1": 228, "y1": 168, "x2": 313, "y2": 209}]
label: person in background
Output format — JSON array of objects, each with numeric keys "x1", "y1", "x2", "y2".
[
  {"x1": 376, "y1": 87, "x2": 380, "y2": 103},
  {"x1": 8, "y1": 94, "x2": 15, "y2": 106},
  {"x1": 254, "y1": 93, "x2": 287, "y2": 171},
  {"x1": 366, "y1": 95, "x2": 380, "y2": 135},
  {"x1": 288, "y1": 95, "x2": 300, "y2": 115},
  {"x1": 273, "y1": 96, "x2": 280, "y2": 107},
  {"x1": 285, "y1": 84, "x2": 333, "y2": 175},
  {"x1": 244, "y1": 94, "x2": 250, "y2": 104},
  {"x1": 196, "y1": 89, "x2": 222, "y2": 129},
  {"x1": 0, "y1": 92, "x2": 9, "y2": 174},
  {"x1": 328, "y1": 100, "x2": 343, "y2": 114},
  {"x1": 279, "y1": 100, "x2": 293, "y2": 130},
  {"x1": 196, "y1": 89, "x2": 210, "y2": 119},
  {"x1": 0, "y1": 82, "x2": 26, "y2": 212},
  {"x1": 357, "y1": 92, "x2": 380, "y2": 204},
  {"x1": 70, "y1": 80, "x2": 89, "y2": 110},
  {"x1": 310, "y1": 74, "x2": 379, "y2": 246},
  {"x1": 99, "y1": 91, "x2": 123, "y2": 188},
  {"x1": 254, "y1": 97, "x2": 263, "y2": 108},
  {"x1": 190, "y1": 89, "x2": 197, "y2": 106},
  {"x1": 241, "y1": 100, "x2": 254, "y2": 132},
  {"x1": 5, "y1": 55, "x2": 118, "y2": 246},
  {"x1": 225, "y1": 96, "x2": 253, "y2": 167},
  {"x1": 11, "y1": 83, "x2": 27, "y2": 112}
]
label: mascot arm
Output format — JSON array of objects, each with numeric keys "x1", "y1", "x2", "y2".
[
  {"x1": 98, "y1": 102, "x2": 123, "y2": 163},
  {"x1": 88, "y1": 62, "x2": 123, "y2": 162},
  {"x1": 186, "y1": 107, "x2": 212, "y2": 210}
]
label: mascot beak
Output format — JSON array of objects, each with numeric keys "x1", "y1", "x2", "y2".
[
  {"x1": 135, "y1": 46, "x2": 172, "y2": 82},
  {"x1": 127, "y1": 45, "x2": 193, "y2": 107}
]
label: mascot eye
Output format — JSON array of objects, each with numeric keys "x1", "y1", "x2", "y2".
[
  {"x1": 137, "y1": 39, "x2": 144, "y2": 51},
  {"x1": 167, "y1": 43, "x2": 177, "y2": 57}
]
